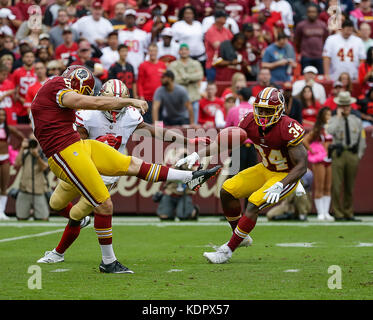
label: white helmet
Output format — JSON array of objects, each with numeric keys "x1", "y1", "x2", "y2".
[{"x1": 100, "y1": 79, "x2": 130, "y2": 122}]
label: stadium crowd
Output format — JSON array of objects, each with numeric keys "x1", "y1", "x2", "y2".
[{"x1": 0, "y1": 0, "x2": 371, "y2": 221}]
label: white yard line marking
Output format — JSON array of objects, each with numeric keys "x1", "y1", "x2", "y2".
[
  {"x1": 355, "y1": 242, "x2": 373, "y2": 247},
  {"x1": 167, "y1": 269, "x2": 183, "y2": 273},
  {"x1": 284, "y1": 269, "x2": 300, "y2": 273},
  {"x1": 50, "y1": 269, "x2": 70, "y2": 273},
  {"x1": 0, "y1": 228, "x2": 64, "y2": 243},
  {"x1": 276, "y1": 242, "x2": 316, "y2": 247}
]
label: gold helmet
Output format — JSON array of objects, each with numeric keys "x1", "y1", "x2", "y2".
[
  {"x1": 100, "y1": 79, "x2": 130, "y2": 122},
  {"x1": 253, "y1": 87, "x2": 285, "y2": 129}
]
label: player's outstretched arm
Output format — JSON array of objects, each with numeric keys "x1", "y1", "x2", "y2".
[
  {"x1": 280, "y1": 143, "x2": 308, "y2": 187},
  {"x1": 61, "y1": 91, "x2": 148, "y2": 114}
]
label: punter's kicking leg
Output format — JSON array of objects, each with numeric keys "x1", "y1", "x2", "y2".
[{"x1": 204, "y1": 164, "x2": 298, "y2": 263}]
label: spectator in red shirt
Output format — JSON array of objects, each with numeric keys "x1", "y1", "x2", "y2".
[
  {"x1": 54, "y1": 27, "x2": 78, "y2": 67},
  {"x1": 324, "y1": 80, "x2": 360, "y2": 111},
  {"x1": 204, "y1": 10, "x2": 233, "y2": 81},
  {"x1": 24, "y1": 61, "x2": 47, "y2": 112},
  {"x1": 0, "y1": 1, "x2": 23, "y2": 33},
  {"x1": 0, "y1": 63, "x2": 16, "y2": 125},
  {"x1": 11, "y1": 49, "x2": 36, "y2": 124},
  {"x1": 220, "y1": 71, "x2": 247, "y2": 105},
  {"x1": 358, "y1": 46, "x2": 373, "y2": 95},
  {"x1": 137, "y1": 42, "x2": 167, "y2": 123},
  {"x1": 298, "y1": 85, "x2": 322, "y2": 128},
  {"x1": 198, "y1": 82, "x2": 224, "y2": 128}
]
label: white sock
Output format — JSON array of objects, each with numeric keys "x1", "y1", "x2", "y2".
[
  {"x1": 314, "y1": 198, "x2": 324, "y2": 218},
  {"x1": 322, "y1": 196, "x2": 331, "y2": 215},
  {"x1": 100, "y1": 244, "x2": 117, "y2": 265},
  {"x1": 0, "y1": 195, "x2": 7, "y2": 213},
  {"x1": 167, "y1": 168, "x2": 193, "y2": 183}
]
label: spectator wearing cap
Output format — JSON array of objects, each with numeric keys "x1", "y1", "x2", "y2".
[
  {"x1": 118, "y1": 9, "x2": 149, "y2": 77},
  {"x1": 171, "y1": 6, "x2": 206, "y2": 66},
  {"x1": 109, "y1": 2, "x2": 127, "y2": 30},
  {"x1": 201, "y1": 2, "x2": 239, "y2": 34},
  {"x1": 220, "y1": 0, "x2": 252, "y2": 25},
  {"x1": 0, "y1": 8, "x2": 16, "y2": 36},
  {"x1": 198, "y1": 82, "x2": 225, "y2": 127},
  {"x1": 43, "y1": 0, "x2": 67, "y2": 27},
  {"x1": 49, "y1": 8, "x2": 80, "y2": 49},
  {"x1": 0, "y1": 1, "x2": 22, "y2": 33},
  {"x1": 204, "y1": 10, "x2": 233, "y2": 82},
  {"x1": 262, "y1": 31, "x2": 296, "y2": 83},
  {"x1": 54, "y1": 27, "x2": 79, "y2": 66},
  {"x1": 294, "y1": 3, "x2": 328, "y2": 74},
  {"x1": 100, "y1": 31, "x2": 120, "y2": 70},
  {"x1": 155, "y1": 27, "x2": 179, "y2": 65},
  {"x1": 72, "y1": 1, "x2": 114, "y2": 48},
  {"x1": 169, "y1": 43, "x2": 204, "y2": 124},
  {"x1": 292, "y1": 66, "x2": 326, "y2": 104},
  {"x1": 152, "y1": 70, "x2": 194, "y2": 126},
  {"x1": 137, "y1": 43, "x2": 166, "y2": 123},
  {"x1": 328, "y1": 91, "x2": 367, "y2": 221}
]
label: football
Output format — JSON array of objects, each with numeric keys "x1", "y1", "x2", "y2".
[{"x1": 216, "y1": 126, "x2": 247, "y2": 149}]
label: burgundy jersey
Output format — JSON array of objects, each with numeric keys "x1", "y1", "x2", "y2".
[
  {"x1": 30, "y1": 76, "x2": 80, "y2": 158},
  {"x1": 239, "y1": 113, "x2": 305, "y2": 172}
]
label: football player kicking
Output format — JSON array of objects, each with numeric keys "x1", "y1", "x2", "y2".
[
  {"x1": 32, "y1": 68, "x2": 220, "y2": 273},
  {"x1": 176, "y1": 87, "x2": 308, "y2": 264}
]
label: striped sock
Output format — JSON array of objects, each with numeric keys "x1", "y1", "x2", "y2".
[
  {"x1": 137, "y1": 162, "x2": 169, "y2": 182},
  {"x1": 137, "y1": 162, "x2": 192, "y2": 183},
  {"x1": 94, "y1": 213, "x2": 116, "y2": 264},
  {"x1": 227, "y1": 215, "x2": 257, "y2": 252}
]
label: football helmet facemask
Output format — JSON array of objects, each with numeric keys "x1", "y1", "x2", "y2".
[
  {"x1": 253, "y1": 87, "x2": 285, "y2": 129},
  {"x1": 100, "y1": 79, "x2": 130, "y2": 122}
]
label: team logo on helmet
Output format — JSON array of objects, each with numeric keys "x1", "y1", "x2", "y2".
[
  {"x1": 253, "y1": 87, "x2": 285, "y2": 129},
  {"x1": 76, "y1": 68, "x2": 89, "y2": 81},
  {"x1": 100, "y1": 79, "x2": 130, "y2": 122},
  {"x1": 62, "y1": 65, "x2": 95, "y2": 96}
]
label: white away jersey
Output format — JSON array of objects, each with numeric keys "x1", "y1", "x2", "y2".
[
  {"x1": 323, "y1": 33, "x2": 366, "y2": 81},
  {"x1": 75, "y1": 107, "x2": 143, "y2": 185},
  {"x1": 118, "y1": 28, "x2": 150, "y2": 77}
]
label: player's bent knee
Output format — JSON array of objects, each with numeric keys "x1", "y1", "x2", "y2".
[
  {"x1": 220, "y1": 187, "x2": 236, "y2": 200},
  {"x1": 49, "y1": 192, "x2": 65, "y2": 212},
  {"x1": 94, "y1": 198, "x2": 113, "y2": 215}
]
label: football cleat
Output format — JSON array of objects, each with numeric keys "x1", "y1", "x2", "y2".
[
  {"x1": 80, "y1": 216, "x2": 91, "y2": 229},
  {"x1": 37, "y1": 249, "x2": 64, "y2": 263},
  {"x1": 203, "y1": 243, "x2": 232, "y2": 264},
  {"x1": 0, "y1": 211, "x2": 10, "y2": 220},
  {"x1": 187, "y1": 165, "x2": 222, "y2": 191},
  {"x1": 323, "y1": 212, "x2": 335, "y2": 221},
  {"x1": 99, "y1": 260, "x2": 134, "y2": 274}
]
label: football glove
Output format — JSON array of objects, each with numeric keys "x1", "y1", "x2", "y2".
[
  {"x1": 97, "y1": 134, "x2": 117, "y2": 148},
  {"x1": 263, "y1": 182, "x2": 284, "y2": 204},
  {"x1": 175, "y1": 152, "x2": 200, "y2": 169}
]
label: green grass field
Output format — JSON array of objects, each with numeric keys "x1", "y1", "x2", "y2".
[{"x1": 1, "y1": 216, "x2": 373, "y2": 300}]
